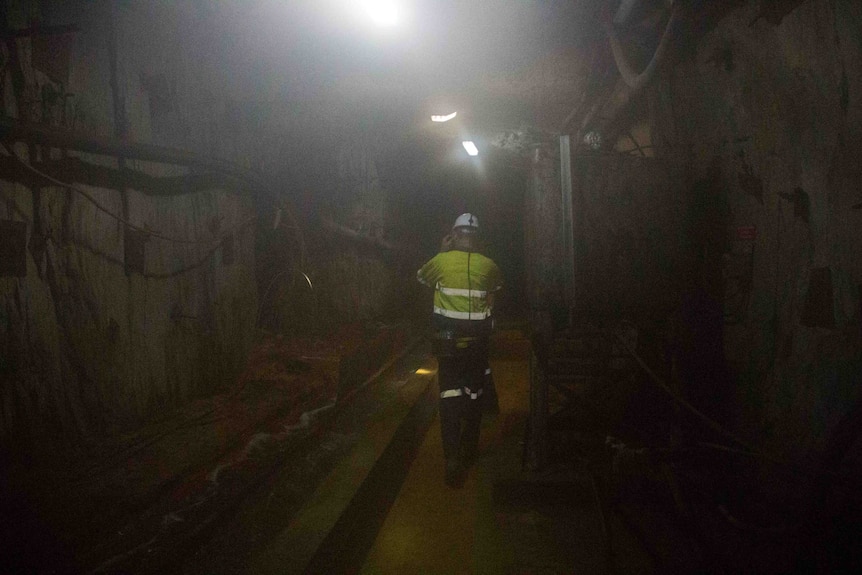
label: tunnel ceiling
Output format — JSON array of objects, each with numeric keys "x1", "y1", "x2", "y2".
[
  {"x1": 191, "y1": 0, "x2": 606, "y2": 139},
  {"x1": 36, "y1": 0, "x2": 764, "y2": 148},
  {"x1": 195, "y1": 0, "x2": 757, "y2": 143}
]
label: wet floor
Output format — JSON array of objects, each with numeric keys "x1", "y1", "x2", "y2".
[
  {"x1": 234, "y1": 326, "x2": 652, "y2": 575},
  {"x1": 357, "y1": 328, "x2": 656, "y2": 575},
  {"x1": 6, "y1": 322, "x2": 856, "y2": 573},
  {"x1": 167, "y1": 325, "x2": 859, "y2": 574},
  {"x1": 359, "y1": 329, "x2": 534, "y2": 574}
]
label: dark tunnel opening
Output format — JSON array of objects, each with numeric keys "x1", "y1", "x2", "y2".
[{"x1": 1, "y1": 1, "x2": 861, "y2": 573}]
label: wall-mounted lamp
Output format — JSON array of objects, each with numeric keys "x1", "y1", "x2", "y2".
[{"x1": 462, "y1": 141, "x2": 479, "y2": 156}]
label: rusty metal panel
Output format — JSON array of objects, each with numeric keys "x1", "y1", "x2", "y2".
[
  {"x1": 124, "y1": 228, "x2": 146, "y2": 276},
  {"x1": 0, "y1": 220, "x2": 28, "y2": 277}
]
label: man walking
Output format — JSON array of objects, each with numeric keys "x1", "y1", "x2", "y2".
[{"x1": 417, "y1": 213, "x2": 502, "y2": 487}]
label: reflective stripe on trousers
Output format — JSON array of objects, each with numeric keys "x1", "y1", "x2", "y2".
[{"x1": 440, "y1": 387, "x2": 484, "y2": 400}]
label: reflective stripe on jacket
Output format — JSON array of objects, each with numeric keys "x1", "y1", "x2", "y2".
[{"x1": 416, "y1": 250, "x2": 502, "y2": 320}]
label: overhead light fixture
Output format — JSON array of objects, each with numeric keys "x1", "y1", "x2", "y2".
[
  {"x1": 431, "y1": 112, "x2": 457, "y2": 123},
  {"x1": 462, "y1": 141, "x2": 479, "y2": 156},
  {"x1": 362, "y1": 1, "x2": 398, "y2": 27}
]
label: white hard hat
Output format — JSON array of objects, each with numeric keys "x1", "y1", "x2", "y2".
[{"x1": 453, "y1": 213, "x2": 479, "y2": 231}]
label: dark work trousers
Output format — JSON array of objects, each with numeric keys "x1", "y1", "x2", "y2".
[
  {"x1": 436, "y1": 340, "x2": 488, "y2": 462},
  {"x1": 483, "y1": 365, "x2": 500, "y2": 413}
]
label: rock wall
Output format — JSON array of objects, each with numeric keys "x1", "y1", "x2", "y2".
[
  {"x1": 0, "y1": 1, "x2": 257, "y2": 449},
  {"x1": 250, "y1": 113, "x2": 410, "y2": 333},
  {"x1": 651, "y1": 0, "x2": 862, "y2": 457},
  {"x1": 324, "y1": 129, "x2": 398, "y2": 324}
]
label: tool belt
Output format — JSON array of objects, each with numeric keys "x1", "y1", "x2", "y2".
[{"x1": 432, "y1": 329, "x2": 486, "y2": 358}]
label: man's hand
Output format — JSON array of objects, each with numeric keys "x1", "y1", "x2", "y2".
[{"x1": 440, "y1": 234, "x2": 454, "y2": 252}]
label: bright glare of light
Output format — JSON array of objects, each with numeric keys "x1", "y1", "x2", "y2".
[
  {"x1": 415, "y1": 368, "x2": 434, "y2": 375},
  {"x1": 431, "y1": 112, "x2": 457, "y2": 123},
  {"x1": 362, "y1": 1, "x2": 398, "y2": 27},
  {"x1": 462, "y1": 141, "x2": 479, "y2": 156}
]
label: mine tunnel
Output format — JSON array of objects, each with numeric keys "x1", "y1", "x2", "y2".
[{"x1": 1, "y1": 1, "x2": 861, "y2": 573}]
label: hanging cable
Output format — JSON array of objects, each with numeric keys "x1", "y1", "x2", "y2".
[
  {"x1": 1, "y1": 141, "x2": 255, "y2": 245},
  {"x1": 612, "y1": 330, "x2": 757, "y2": 452},
  {"x1": 0, "y1": 116, "x2": 305, "y2": 271},
  {"x1": 255, "y1": 267, "x2": 314, "y2": 330}
]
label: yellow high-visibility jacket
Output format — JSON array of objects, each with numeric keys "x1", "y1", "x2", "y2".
[{"x1": 416, "y1": 250, "x2": 502, "y2": 320}]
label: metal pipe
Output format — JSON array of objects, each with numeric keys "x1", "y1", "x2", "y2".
[
  {"x1": 0, "y1": 24, "x2": 79, "y2": 39},
  {"x1": 0, "y1": 115, "x2": 306, "y2": 268},
  {"x1": 320, "y1": 213, "x2": 398, "y2": 253},
  {"x1": 0, "y1": 117, "x2": 266, "y2": 192},
  {"x1": 604, "y1": 2, "x2": 681, "y2": 92},
  {"x1": 613, "y1": 0, "x2": 643, "y2": 26},
  {"x1": 574, "y1": 2, "x2": 681, "y2": 149}
]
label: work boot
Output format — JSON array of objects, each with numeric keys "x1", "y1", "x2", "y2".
[{"x1": 445, "y1": 457, "x2": 465, "y2": 488}]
